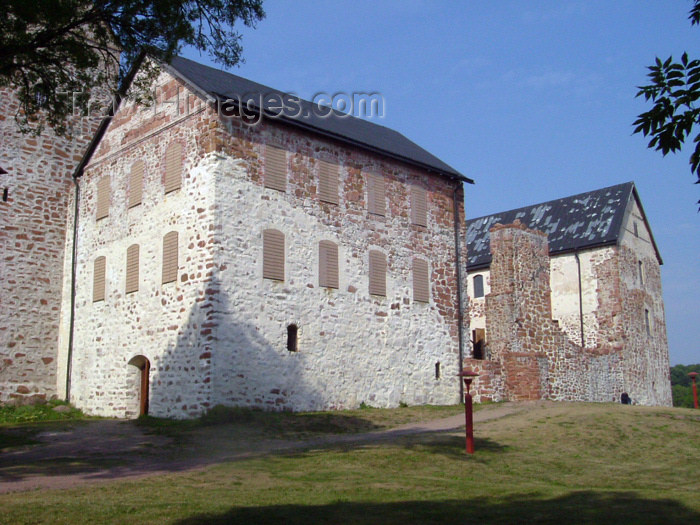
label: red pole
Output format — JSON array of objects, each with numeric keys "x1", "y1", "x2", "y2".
[
  {"x1": 465, "y1": 388, "x2": 474, "y2": 454},
  {"x1": 458, "y1": 368, "x2": 479, "y2": 455}
]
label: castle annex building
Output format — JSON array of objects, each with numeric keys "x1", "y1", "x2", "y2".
[
  {"x1": 464, "y1": 183, "x2": 672, "y2": 406},
  {"x1": 2, "y1": 57, "x2": 472, "y2": 418}
]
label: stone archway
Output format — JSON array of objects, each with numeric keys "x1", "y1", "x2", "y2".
[{"x1": 128, "y1": 355, "x2": 150, "y2": 416}]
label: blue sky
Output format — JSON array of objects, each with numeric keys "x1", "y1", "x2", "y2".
[{"x1": 183, "y1": 0, "x2": 699, "y2": 365}]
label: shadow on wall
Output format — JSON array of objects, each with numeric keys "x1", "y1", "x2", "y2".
[
  {"x1": 130, "y1": 270, "x2": 324, "y2": 419},
  {"x1": 174, "y1": 491, "x2": 700, "y2": 525}
]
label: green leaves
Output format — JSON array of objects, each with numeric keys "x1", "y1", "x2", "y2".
[
  {"x1": 0, "y1": 0, "x2": 265, "y2": 136},
  {"x1": 633, "y1": 1, "x2": 700, "y2": 207}
]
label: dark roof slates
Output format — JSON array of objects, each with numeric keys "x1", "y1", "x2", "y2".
[
  {"x1": 165, "y1": 56, "x2": 471, "y2": 182},
  {"x1": 464, "y1": 182, "x2": 658, "y2": 269}
]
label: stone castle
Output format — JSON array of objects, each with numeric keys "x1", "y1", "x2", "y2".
[
  {"x1": 464, "y1": 185, "x2": 672, "y2": 406},
  {"x1": 0, "y1": 57, "x2": 672, "y2": 417}
]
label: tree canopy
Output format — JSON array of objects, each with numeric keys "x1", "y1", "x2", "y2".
[
  {"x1": 633, "y1": 0, "x2": 700, "y2": 208},
  {"x1": 0, "y1": 0, "x2": 264, "y2": 136},
  {"x1": 670, "y1": 363, "x2": 700, "y2": 408}
]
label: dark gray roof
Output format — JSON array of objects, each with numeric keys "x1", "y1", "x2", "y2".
[
  {"x1": 465, "y1": 182, "x2": 662, "y2": 269},
  {"x1": 165, "y1": 56, "x2": 471, "y2": 183}
]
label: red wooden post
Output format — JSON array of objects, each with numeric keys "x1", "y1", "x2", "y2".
[
  {"x1": 458, "y1": 368, "x2": 479, "y2": 455},
  {"x1": 689, "y1": 372, "x2": 699, "y2": 409},
  {"x1": 465, "y1": 389, "x2": 474, "y2": 454}
]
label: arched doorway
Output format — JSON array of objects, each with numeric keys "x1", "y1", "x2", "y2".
[{"x1": 128, "y1": 355, "x2": 150, "y2": 416}]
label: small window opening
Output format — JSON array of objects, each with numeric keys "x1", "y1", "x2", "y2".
[
  {"x1": 633, "y1": 222, "x2": 639, "y2": 238},
  {"x1": 435, "y1": 361, "x2": 441, "y2": 380},
  {"x1": 644, "y1": 309, "x2": 651, "y2": 336},
  {"x1": 473, "y1": 274, "x2": 484, "y2": 298},
  {"x1": 472, "y1": 328, "x2": 485, "y2": 360},
  {"x1": 287, "y1": 324, "x2": 298, "y2": 352},
  {"x1": 638, "y1": 260, "x2": 644, "y2": 286},
  {"x1": 2, "y1": 188, "x2": 7, "y2": 202}
]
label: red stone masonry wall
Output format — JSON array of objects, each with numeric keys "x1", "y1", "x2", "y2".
[
  {"x1": 0, "y1": 88, "x2": 98, "y2": 403},
  {"x1": 472, "y1": 220, "x2": 649, "y2": 404}
]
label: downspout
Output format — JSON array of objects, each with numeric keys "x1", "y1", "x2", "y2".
[
  {"x1": 453, "y1": 183, "x2": 465, "y2": 401},
  {"x1": 65, "y1": 177, "x2": 80, "y2": 401},
  {"x1": 64, "y1": 51, "x2": 147, "y2": 401},
  {"x1": 574, "y1": 250, "x2": 585, "y2": 348}
]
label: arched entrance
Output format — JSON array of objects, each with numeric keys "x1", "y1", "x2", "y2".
[{"x1": 128, "y1": 355, "x2": 151, "y2": 416}]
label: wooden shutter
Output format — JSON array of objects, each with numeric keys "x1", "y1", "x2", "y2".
[
  {"x1": 263, "y1": 229, "x2": 285, "y2": 281},
  {"x1": 93, "y1": 256, "x2": 106, "y2": 302},
  {"x1": 411, "y1": 185, "x2": 427, "y2": 226},
  {"x1": 162, "y1": 231, "x2": 178, "y2": 284},
  {"x1": 164, "y1": 142, "x2": 182, "y2": 194},
  {"x1": 128, "y1": 160, "x2": 144, "y2": 208},
  {"x1": 125, "y1": 244, "x2": 139, "y2": 294},
  {"x1": 368, "y1": 250, "x2": 386, "y2": 296},
  {"x1": 319, "y1": 240, "x2": 339, "y2": 288},
  {"x1": 473, "y1": 328, "x2": 486, "y2": 359},
  {"x1": 319, "y1": 160, "x2": 339, "y2": 204},
  {"x1": 367, "y1": 173, "x2": 385, "y2": 216},
  {"x1": 265, "y1": 145, "x2": 287, "y2": 192},
  {"x1": 413, "y1": 257, "x2": 429, "y2": 303},
  {"x1": 96, "y1": 177, "x2": 110, "y2": 220}
]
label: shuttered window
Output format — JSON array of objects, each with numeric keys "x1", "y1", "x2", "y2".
[
  {"x1": 164, "y1": 142, "x2": 182, "y2": 194},
  {"x1": 368, "y1": 250, "x2": 386, "y2": 296},
  {"x1": 263, "y1": 229, "x2": 285, "y2": 281},
  {"x1": 96, "y1": 177, "x2": 110, "y2": 220},
  {"x1": 319, "y1": 160, "x2": 339, "y2": 204},
  {"x1": 125, "y1": 244, "x2": 139, "y2": 294},
  {"x1": 412, "y1": 257, "x2": 430, "y2": 303},
  {"x1": 162, "y1": 231, "x2": 178, "y2": 284},
  {"x1": 367, "y1": 173, "x2": 385, "y2": 216},
  {"x1": 93, "y1": 256, "x2": 106, "y2": 302},
  {"x1": 128, "y1": 160, "x2": 144, "y2": 208},
  {"x1": 265, "y1": 145, "x2": 287, "y2": 192},
  {"x1": 319, "y1": 240, "x2": 339, "y2": 288},
  {"x1": 411, "y1": 185, "x2": 427, "y2": 226}
]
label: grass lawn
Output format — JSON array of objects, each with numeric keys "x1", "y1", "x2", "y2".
[{"x1": 1, "y1": 402, "x2": 698, "y2": 524}]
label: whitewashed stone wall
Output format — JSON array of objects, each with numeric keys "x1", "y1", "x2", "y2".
[
  {"x1": 212, "y1": 154, "x2": 461, "y2": 411},
  {"x1": 616, "y1": 198, "x2": 671, "y2": 406},
  {"x1": 57, "y1": 74, "x2": 219, "y2": 418}
]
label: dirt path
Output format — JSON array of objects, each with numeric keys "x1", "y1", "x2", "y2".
[{"x1": 0, "y1": 402, "x2": 529, "y2": 494}]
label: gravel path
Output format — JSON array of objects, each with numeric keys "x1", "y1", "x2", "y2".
[{"x1": 0, "y1": 402, "x2": 527, "y2": 494}]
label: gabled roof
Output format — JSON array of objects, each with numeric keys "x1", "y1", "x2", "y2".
[
  {"x1": 465, "y1": 182, "x2": 662, "y2": 269},
  {"x1": 164, "y1": 56, "x2": 471, "y2": 183}
]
